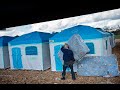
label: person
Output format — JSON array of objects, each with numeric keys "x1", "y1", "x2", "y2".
[{"x1": 60, "y1": 43, "x2": 76, "y2": 80}]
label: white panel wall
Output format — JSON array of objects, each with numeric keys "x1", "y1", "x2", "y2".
[
  {"x1": 42, "y1": 42, "x2": 51, "y2": 70},
  {"x1": 0, "y1": 47, "x2": 4, "y2": 68},
  {"x1": 3, "y1": 46, "x2": 10, "y2": 68},
  {"x1": 8, "y1": 44, "x2": 14, "y2": 69},
  {"x1": 9, "y1": 44, "x2": 43, "y2": 70},
  {"x1": 85, "y1": 38, "x2": 112, "y2": 56},
  {"x1": 84, "y1": 38, "x2": 103, "y2": 56},
  {"x1": 49, "y1": 43, "x2": 56, "y2": 71},
  {"x1": 21, "y1": 44, "x2": 42, "y2": 70},
  {"x1": 102, "y1": 37, "x2": 112, "y2": 56}
]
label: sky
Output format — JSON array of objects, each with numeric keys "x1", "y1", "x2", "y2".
[{"x1": 0, "y1": 8, "x2": 120, "y2": 36}]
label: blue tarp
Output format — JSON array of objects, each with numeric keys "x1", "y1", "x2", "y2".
[
  {"x1": 0, "y1": 36, "x2": 15, "y2": 47},
  {"x1": 77, "y1": 55, "x2": 119, "y2": 77},
  {"x1": 50, "y1": 25, "x2": 111, "y2": 42},
  {"x1": 9, "y1": 31, "x2": 54, "y2": 46}
]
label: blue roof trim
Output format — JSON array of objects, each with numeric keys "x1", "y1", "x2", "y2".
[
  {"x1": 0, "y1": 36, "x2": 15, "y2": 47},
  {"x1": 9, "y1": 31, "x2": 53, "y2": 46},
  {"x1": 97, "y1": 29, "x2": 111, "y2": 37},
  {"x1": 50, "y1": 25, "x2": 111, "y2": 42}
]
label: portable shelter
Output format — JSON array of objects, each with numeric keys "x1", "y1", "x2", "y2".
[
  {"x1": 49, "y1": 25, "x2": 112, "y2": 72},
  {"x1": 0, "y1": 36, "x2": 15, "y2": 69},
  {"x1": 8, "y1": 31, "x2": 53, "y2": 70}
]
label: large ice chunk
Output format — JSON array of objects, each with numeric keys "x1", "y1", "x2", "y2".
[
  {"x1": 58, "y1": 34, "x2": 90, "y2": 61},
  {"x1": 77, "y1": 55, "x2": 119, "y2": 77}
]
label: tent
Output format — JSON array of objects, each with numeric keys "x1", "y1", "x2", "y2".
[
  {"x1": 49, "y1": 25, "x2": 112, "y2": 72},
  {"x1": 0, "y1": 36, "x2": 15, "y2": 69},
  {"x1": 8, "y1": 31, "x2": 53, "y2": 70}
]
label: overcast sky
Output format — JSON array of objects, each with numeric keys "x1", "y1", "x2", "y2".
[{"x1": 0, "y1": 8, "x2": 120, "y2": 36}]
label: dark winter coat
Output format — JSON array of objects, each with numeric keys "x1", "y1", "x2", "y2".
[{"x1": 61, "y1": 46, "x2": 75, "y2": 62}]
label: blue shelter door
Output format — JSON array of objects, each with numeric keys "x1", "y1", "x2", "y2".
[
  {"x1": 12, "y1": 48, "x2": 23, "y2": 69},
  {"x1": 54, "y1": 45, "x2": 63, "y2": 71}
]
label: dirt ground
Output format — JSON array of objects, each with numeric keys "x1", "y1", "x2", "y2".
[{"x1": 0, "y1": 39, "x2": 120, "y2": 84}]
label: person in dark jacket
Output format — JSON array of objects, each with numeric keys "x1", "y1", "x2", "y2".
[{"x1": 61, "y1": 43, "x2": 76, "y2": 80}]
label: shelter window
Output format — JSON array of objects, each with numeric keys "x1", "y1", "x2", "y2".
[
  {"x1": 86, "y1": 43, "x2": 95, "y2": 54},
  {"x1": 25, "y1": 46, "x2": 38, "y2": 55}
]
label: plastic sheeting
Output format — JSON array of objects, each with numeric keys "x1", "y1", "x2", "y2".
[
  {"x1": 77, "y1": 55, "x2": 119, "y2": 77},
  {"x1": 58, "y1": 34, "x2": 90, "y2": 62}
]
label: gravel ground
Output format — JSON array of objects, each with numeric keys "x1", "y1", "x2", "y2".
[{"x1": 0, "y1": 39, "x2": 120, "y2": 84}]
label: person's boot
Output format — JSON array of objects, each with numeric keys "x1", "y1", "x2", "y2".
[
  {"x1": 61, "y1": 72, "x2": 66, "y2": 80},
  {"x1": 72, "y1": 72, "x2": 76, "y2": 80},
  {"x1": 61, "y1": 77, "x2": 65, "y2": 80},
  {"x1": 72, "y1": 77, "x2": 76, "y2": 80}
]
